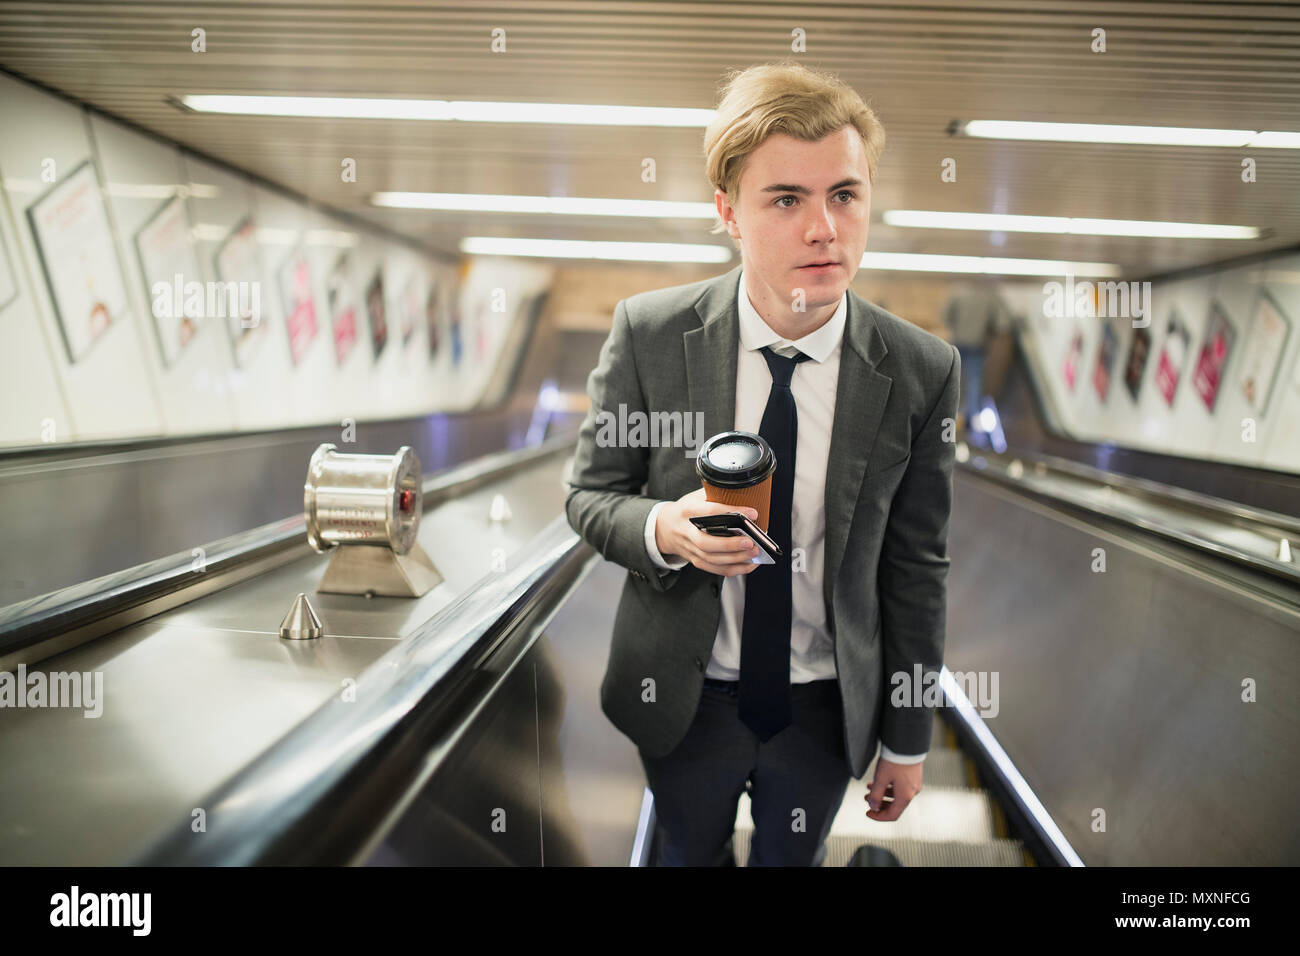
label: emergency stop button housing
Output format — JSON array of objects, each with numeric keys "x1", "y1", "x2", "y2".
[{"x1": 303, "y1": 444, "x2": 442, "y2": 598}]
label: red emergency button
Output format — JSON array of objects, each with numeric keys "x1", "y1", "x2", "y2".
[{"x1": 399, "y1": 489, "x2": 416, "y2": 514}]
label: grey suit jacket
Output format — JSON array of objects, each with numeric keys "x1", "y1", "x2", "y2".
[{"x1": 564, "y1": 264, "x2": 959, "y2": 779}]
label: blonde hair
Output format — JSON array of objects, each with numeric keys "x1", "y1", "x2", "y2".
[{"x1": 703, "y1": 61, "x2": 885, "y2": 235}]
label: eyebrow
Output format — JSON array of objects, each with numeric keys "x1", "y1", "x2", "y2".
[{"x1": 760, "y1": 178, "x2": 864, "y2": 195}]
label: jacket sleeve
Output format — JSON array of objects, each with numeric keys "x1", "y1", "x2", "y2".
[
  {"x1": 564, "y1": 298, "x2": 686, "y2": 593},
  {"x1": 877, "y1": 344, "x2": 960, "y2": 756}
]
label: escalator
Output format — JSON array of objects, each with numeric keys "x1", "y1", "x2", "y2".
[{"x1": 1, "y1": 328, "x2": 1295, "y2": 867}]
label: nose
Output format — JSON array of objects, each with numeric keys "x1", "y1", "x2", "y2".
[{"x1": 803, "y1": 200, "x2": 837, "y2": 244}]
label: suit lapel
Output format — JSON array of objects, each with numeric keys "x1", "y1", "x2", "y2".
[
  {"x1": 683, "y1": 269, "x2": 892, "y2": 629},
  {"x1": 684, "y1": 265, "x2": 742, "y2": 443},
  {"x1": 822, "y1": 291, "x2": 892, "y2": 624}
]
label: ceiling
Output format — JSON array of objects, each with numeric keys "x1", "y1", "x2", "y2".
[{"x1": 1, "y1": 0, "x2": 1297, "y2": 278}]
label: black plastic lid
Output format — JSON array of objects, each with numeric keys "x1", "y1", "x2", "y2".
[{"x1": 694, "y1": 431, "x2": 776, "y2": 488}]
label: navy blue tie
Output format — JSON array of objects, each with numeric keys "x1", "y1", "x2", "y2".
[{"x1": 738, "y1": 346, "x2": 811, "y2": 741}]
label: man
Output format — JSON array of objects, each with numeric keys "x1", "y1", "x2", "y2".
[{"x1": 565, "y1": 62, "x2": 959, "y2": 866}]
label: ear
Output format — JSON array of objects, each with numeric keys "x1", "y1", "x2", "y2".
[{"x1": 715, "y1": 188, "x2": 741, "y2": 239}]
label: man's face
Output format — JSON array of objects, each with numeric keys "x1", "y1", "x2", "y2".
[{"x1": 716, "y1": 126, "x2": 872, "y2": 321}]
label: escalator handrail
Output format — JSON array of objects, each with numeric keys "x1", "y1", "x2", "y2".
[
  {"x1": 133, "y1": 512, "x2": 598, "y2": 865},
  {"x1": 975, "y1": 445, "x2": 1300, "y2": 536},
  {"x1": 959, "y1": 450, "x2": 1300, "y2": 587}
]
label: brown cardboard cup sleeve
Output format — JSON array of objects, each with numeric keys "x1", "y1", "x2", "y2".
[{"x1": 694, "y1": 431, "x2": 777, "y2": 533}]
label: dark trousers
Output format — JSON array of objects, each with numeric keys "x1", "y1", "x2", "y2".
[{"x1": 638, "y1": 677, "x2": 851, "y2": 866}]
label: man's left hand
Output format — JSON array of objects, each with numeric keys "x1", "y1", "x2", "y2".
[{"x1": 865, "y1": 758, "x2": 923, "y2": 822}]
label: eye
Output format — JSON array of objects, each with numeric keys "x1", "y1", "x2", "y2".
[
  {"x1": 834, "y1": 190, "x2": 856, "y2": 203},
  {"x1": 774, "y1": 195, "x2": 797, "y2": 208}
]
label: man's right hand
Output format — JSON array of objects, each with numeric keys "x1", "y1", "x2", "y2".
[{"x1": 654, "y1": 487, "x2": 763, "y2": 577}]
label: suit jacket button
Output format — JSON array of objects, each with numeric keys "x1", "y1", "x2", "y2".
[
  {"x1": 694, "y1": 658, "x2": 704, "y2": 672},
  {"x1": 710, "y1": 582, "x2": 720, "y2": 597}
]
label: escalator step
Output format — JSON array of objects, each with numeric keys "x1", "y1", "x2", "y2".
[{"x1": 732, "y1": 830, "x2": 1027, "y2": 867}]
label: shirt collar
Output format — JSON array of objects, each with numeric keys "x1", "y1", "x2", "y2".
[{"x1": 736, "y1": 269, "x2": 846, "y2": 363}]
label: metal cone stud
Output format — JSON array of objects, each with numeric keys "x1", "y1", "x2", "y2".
[
  {"x1": 488, "y1": 493, "x2": 512, "y2": 523},
  {"x1": 279, "y1": 592, "x2": 323, "y2": 640}
]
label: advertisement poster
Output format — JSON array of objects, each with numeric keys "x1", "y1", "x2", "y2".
[
  {"x1": 214, "y1": 218, "x2": 269, "y2": 367},
  {"x1": 0, "y1": 227, "x2": 18, "y2": 313},
  {"x1": 1062, "y1": 327, "x2": 1084, "y2": 391},
  {"x1": 325, "y1": 251, "x2": 359, "y2": 366},
  {"x1": 1092, "y1": 320, "x2": 1118, "y2": 402},
  {"x1": 134, "y1": 195, "x2": 202, "y2": 366},
  {"x1": 1236, "y1": 292, "x2": 1292, "y2": 415},
  {"x1": 449, "y1": 283, "x2": 463, "y2": 367},
  {"x1": 1155, "y1": 312, "x2": 1190, "y2": 407},
  {"x1": 1124, "y1": 325, "x2": 1151, "y2": 402},
  {"x1": 278, "y1": 250, "x2": 319, "y2": 366},
  {"x1": 366, "y1": 270, "x2": 387, "y2": 358},
  {"x1": 425, "y1": 280, "x2": 441, "y2": 360},
  {"x1": 26, "y1": 160, "x2": 130, "y2": 363},
  {"x1": 1191, "y1": 302, "x2": 1235, "y2": 412},
  {"x1": 399, "y1": 276, "x2": 419, "y2": 348}
]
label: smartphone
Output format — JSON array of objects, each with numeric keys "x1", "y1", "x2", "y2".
[{"x1": 688, "y1": 513, "x2": 782, "y2": 565}]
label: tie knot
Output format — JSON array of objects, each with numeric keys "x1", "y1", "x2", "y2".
[{"x1": 760, "y1": 346, "x2": 811, "y2": 387}]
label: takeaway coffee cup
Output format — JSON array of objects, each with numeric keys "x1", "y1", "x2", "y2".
[{"x1": 694, "y1": 431, "x2": 776, "y2": 532}]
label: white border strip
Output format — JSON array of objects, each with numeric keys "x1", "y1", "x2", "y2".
[
  {"x1": 940, "y1": 666, "x2": 1086, "y2": 866},
  {"x1": 630, "y1": 787, "x2": 656, "y2": 867}
]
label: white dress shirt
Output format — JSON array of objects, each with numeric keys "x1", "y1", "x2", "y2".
[{"x1": 642, "y1": 270, "x2": 926, "y2": 764}]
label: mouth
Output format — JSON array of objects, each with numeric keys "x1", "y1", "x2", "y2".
[{"x1": 798, "y1": 261, "x2": 840, "y2": 270}]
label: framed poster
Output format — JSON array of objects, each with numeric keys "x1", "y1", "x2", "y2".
[
  {"x1": 134, "y1": 195, "x2": 202, "y2": 366},
  {"x1": 277, "y1": 249, "x2": 319, "y2": 366},
  {"x1": 366, "y1": 269, "x2": 387, "y2": 359},
  {"x1": 25, "y1": 160, "x2": 130, "y2": 364},
  {"x1": 1236, "y1": 291, "x2": 1292, "y2": 415},
  {"x1": 0, "y1": 226, "x2": 18, "y2": 313},
  {"x1": 425, "y1": 280, "x2": 441, "y2": 360},
  {"x1": 325, "y1": 251, "x2": 359, "y2": 366},
  {"x1": 1092, "y1": 320, "x2": 1118, "y2": 402},
  {"x1": 1124, "y1": 325, "x2": 1151, "y2": 402},
  {"x1": 399, "y1": 276, "x2": 418, "y2": 348},
  {"x1": 1062, "y1": 327, "x2": 1084, "y2": 391},
  {"x1": 1191, "y1": 301, "x2": 1235, "y2": 413},
  {"x1": 448, "y1": 282, "x2": 463, "y2": 367},
  {"x1": 214, "y1": 217, "x2": 269, "y2": 367},
  {"x1": 1155, "y1": 311, "x2": 1191, "y2": 407}
]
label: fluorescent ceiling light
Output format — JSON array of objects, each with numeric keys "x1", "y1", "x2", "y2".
[
  {"x1": 181, "y1": 95, "x2": 714, "y2": 127},
  {"x1": 373, "y1": 191, "x2": 716, "y2": 219},
  {"x1": 460, "y1": 237, "x2": 732, "y2": 263},
  {"x1": 860, "y1": 252, "x2": 1120, "y2": 277},
  {"x1": 456, "y1": 239, "x2": 1107, "y2": 274},
  {"x1": 957, "y1": 120, "x2": 1299, "y2": 148},
  {"x1": 883, "y1": 209, "x2": 1260, "y2": 240},
  {"x1": 1248, "y1": 131, "x2": 1300, "y2": 149}
]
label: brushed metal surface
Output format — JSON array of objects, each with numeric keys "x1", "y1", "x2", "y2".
[
  {"x1": 363, "y1": 651, "x2": 544, "y2": 866},
  {"x1": 535, "y1": 558, "x2": 653, "y2": 866},
  {"x1": 944, "y1": 473, "x2": 1300, "y2": 865},
  {"x1": 0, "y1": 621, "x2": 396, "y2": 866},
  {"x1": 161, "y1": 456, "x2": 568, "y2": 638},
  {"x1": 0, "y1": 452, "x2": 572, "y2": 865}
]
